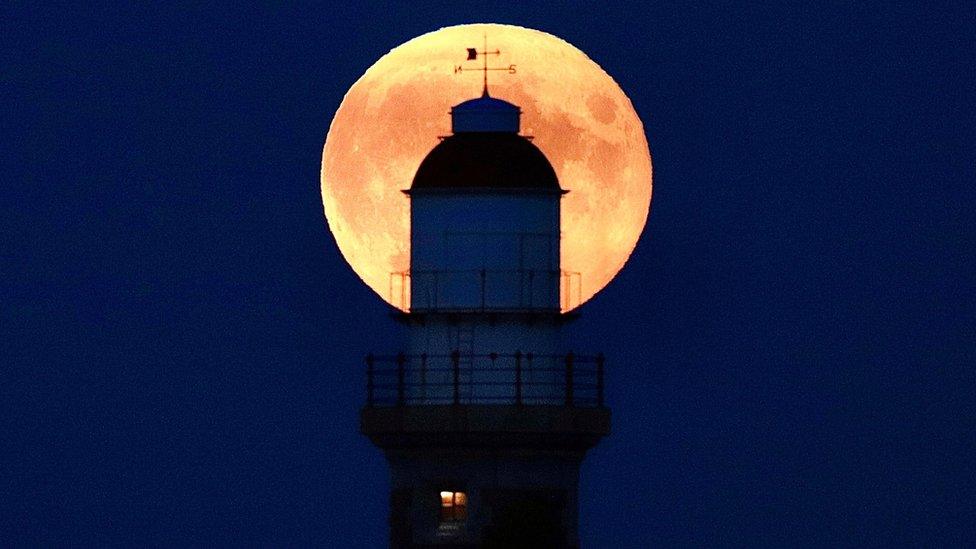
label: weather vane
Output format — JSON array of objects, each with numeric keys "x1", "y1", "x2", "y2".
[{"x1": 454, "y1": 34, "x2": 516, "y2": 96}]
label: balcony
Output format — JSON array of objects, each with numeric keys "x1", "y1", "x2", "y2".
[
  {"x1": 361, "y1": 352, "x2": 611, "y2": 451},
  {"x1": 388, "y1": 269, "x2": 583, "y2": 312},
  {"x1": 365, "y1": 352, "x2": 605, "y2": 408}
]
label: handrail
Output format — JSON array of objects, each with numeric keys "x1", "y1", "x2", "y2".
[
  {"x1": 364, "y1": 351, "x2": 606, "y2": 408},
  {"x1": 388, "y1": 269, "x2": 583, "y2": 312}
]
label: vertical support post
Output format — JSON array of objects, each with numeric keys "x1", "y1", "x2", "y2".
[
  {"x1": 396, "y1": 352, "x2": 406, "y2": 407},
  {"x1": 451, "y1": 350, "x2": 460, "y2": 406},
  {"x1": 596, "y1": 353, "x2": 605, "y2": 408},
  {"x1": 561, "y1": 271, "x2": 567, "y2": 311},
  {"x1": 402, "y1": 272, "x2": 409, "y2": 311},
  {"x1": 576, "y1": 272, "x2": 582, "y2": 311},
  {"x1": 366, "y1": 353, "x2": 375, "y2": 408},
  {"x1": 560, "y1": 271, "x2": 566, "y2": 311},
  {"x1": 514, "y1": 351, "x2": 523, "y2": 406},
  {"x1": 565, "y1": 352, "x2": 574, "y2": 407}
]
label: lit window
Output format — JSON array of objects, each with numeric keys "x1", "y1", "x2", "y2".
[{"x1": 439, "y1": 491, "x2": 467, "y2": 522}]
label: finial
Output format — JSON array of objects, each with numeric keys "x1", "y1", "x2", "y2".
[{"x1": 453, "y1": 34, "x2": 517, "y2": 96}]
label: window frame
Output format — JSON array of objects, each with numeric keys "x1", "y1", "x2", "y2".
[{"x1": 438, "y1": 490, "x2": 468, "y2": 523}]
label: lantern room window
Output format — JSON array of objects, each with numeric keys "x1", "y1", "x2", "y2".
[{"x1": 439, "y1": 491, "x2": 468, "y2": 522}]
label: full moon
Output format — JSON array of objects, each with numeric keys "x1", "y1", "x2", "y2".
[{"x1": 322, "y1": 24, "x2": 652, "y2": 311}]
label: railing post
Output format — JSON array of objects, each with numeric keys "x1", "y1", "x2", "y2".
[
  {"x1": 451, "y1": 350, "x2": 460, "y2": 405},
  {"x1": 366, "y1": 353, "x2": 375, "y2": 408},
  {"x1": 596, "y1": 353, "x2": 605, "y2": 408},
  {"x1": 402, "y1": 272, "x2": 409, "y2": 311},
  {"x1": 576, "y1": 272, "x2": 582, "y2": 311},
  {"x1": 561, "y1": 271, "x2": 567, "y2": 311},
  {"x1": 514, "y1": 351, "x2": 523, "y2": 406},
  {"x1": 396, "y1": 352, "x2": 406, "y2": 407},
  {"x1": 565, "y1": 352, "x2": 574, "y2": 407}
]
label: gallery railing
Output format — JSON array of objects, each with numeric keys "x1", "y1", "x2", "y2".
[
  {"x1": 365, "y1": 351, "x2": 605, "y2": 408},
  {"x1": 388, "y1": 269, "x2": 583, "y2": 312}
]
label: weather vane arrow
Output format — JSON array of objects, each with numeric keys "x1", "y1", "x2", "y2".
[{"x1": 454, "y1": 34, "x2": 516, "y2": 97}]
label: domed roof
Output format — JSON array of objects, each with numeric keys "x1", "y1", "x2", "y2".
[{"x1": 411, "y1": 132, "x2": 561, "y2": 191}]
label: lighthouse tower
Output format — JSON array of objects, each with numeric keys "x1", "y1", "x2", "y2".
[{"x1": 361, "y1": 90, "x2": 610, "y2": 548}]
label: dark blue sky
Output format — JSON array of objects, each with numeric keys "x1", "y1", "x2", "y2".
[{"x1": 3, "y1": 2, "x2": 974, "y2": 546}]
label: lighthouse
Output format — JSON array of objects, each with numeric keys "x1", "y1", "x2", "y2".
[{"x1": 360, "y1": 80, "x2": 611, "y2": 547}]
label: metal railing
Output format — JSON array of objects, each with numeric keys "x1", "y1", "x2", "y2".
[
  {"x1": 388, "y1": 269, "x2": 583, "y2": 311},
  {"x1": 365, "y1": 351, "x2": 605, "y2": 408}
]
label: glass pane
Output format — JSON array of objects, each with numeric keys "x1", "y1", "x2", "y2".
[{"x1": 440, "y1": 491, "x2": 454, "y2": 508}]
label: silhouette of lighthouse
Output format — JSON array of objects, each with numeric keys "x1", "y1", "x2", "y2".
[{"x1": 361, "y1": 49, "x2": 610, "y2": 548}]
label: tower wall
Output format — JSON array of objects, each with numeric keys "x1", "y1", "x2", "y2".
[
  {"x1": 387, "y1": 448, "x2": 582, "y2": 548},
  {"x1": 362, "y1": 404, "x2": 610, "y2": 549}
]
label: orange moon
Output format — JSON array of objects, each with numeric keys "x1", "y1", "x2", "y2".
[{"x1": 322, "y1": 23, "x2": 652, "y2": 311}]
